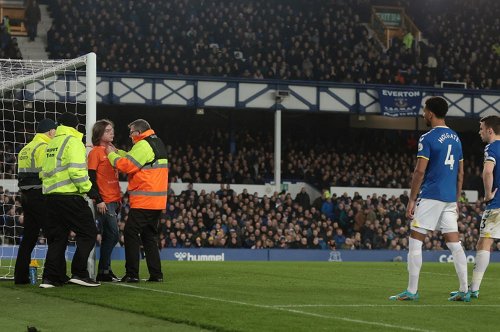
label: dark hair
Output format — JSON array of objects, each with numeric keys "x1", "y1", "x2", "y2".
[
  {"x1": 425, "y1": 96, "x2": 448, "y2": 119},
  {"x1": 91, "y1": 119, "x2": 114, "y2": 146},
  {"x1": 480, "y1": 115, "x2": 500, "y2": 135},
  {"x1": 57, "y1": 112, "x2": 79, "y2": 128},
  {"x1": 128, "y1": 119, "x2": 151, "y2": 133}
]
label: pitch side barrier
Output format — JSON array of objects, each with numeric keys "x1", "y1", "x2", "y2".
[{"x1": 3, "y1": 246, "x2": 499, "y2": 263}]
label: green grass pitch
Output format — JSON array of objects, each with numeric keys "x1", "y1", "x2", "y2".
[{"x1": 1, "y1": 261, "x2": 499, "y2": 331}]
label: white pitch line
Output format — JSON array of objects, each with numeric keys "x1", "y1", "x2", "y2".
[
  {"x1": 272, "y1": 304, "x2": 500, "y2": 308},
  {"x1": 113, "y1": 283, "x2": 434, "y2": 332},
  {"x1": 271, "y1": 306, "x2": 434, "y2": 332}
]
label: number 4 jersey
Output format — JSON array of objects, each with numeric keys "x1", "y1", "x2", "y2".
[{"x1": 417, "y1": 126, "x2": 463, "y2": 202}]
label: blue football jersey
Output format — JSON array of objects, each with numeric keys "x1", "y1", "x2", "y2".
[
  {"x1": 484, "y1": 140, "x2": 500, "y2": 209},
  {"x1": 417, "y1": 126, "x2": 463, "y2": 202}
]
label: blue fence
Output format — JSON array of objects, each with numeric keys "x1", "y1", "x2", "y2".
[{"x1": 3, "y1": 246, "x2": 500, "y2": 263}]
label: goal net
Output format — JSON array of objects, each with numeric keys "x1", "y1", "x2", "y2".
[{"x1": 0, "y1": 52, "x2": 97, "y2": 280}]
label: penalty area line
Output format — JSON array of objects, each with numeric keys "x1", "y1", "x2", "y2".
[{"x1": 113, "y1": 283, "x2": 433, "y2": 332}]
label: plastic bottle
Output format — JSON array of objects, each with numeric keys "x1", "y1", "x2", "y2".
[{"x1": 29, "y1": 259, "x2": 39, "y2": 285}]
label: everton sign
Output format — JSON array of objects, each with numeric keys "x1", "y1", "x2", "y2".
[{"x1": 378, "y1": 89, "x2": 423, "y2": 117}]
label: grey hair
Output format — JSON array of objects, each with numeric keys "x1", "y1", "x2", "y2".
[{"x1": 128, "y1": 119, "x2": 151, "y2": 133}]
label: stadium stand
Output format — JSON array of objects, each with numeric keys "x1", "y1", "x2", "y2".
[
  {"x1": 45, "y1": 0, "x2": 499, "y2": 89},
  {"x1": 0, "y1": 21, "x2": 22, "y2": 59},
  {"x1": 1, "y1": 0, "x2": 496, "y2": 253},
  {"x1": 1, "y1": 184, "x2": 490, "y2": 251},
  {"x1": 0, "y1": 119, "x2": 490, "y2": 252},
  {"x1": 0, "y1": 126, "x2": 486, "y2": 194}
]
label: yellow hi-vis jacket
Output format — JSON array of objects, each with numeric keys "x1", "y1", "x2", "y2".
[
  {"x1": 42, "y1": 125, "x2": 91, "y2": 195},
  {"x1": 17, "y1": 133, "x2": 51, "y2": 190}
]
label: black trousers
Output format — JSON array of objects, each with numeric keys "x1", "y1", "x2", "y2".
[
  {"x1": 124, "y1": 208, "x2": 162, "y2": 279},
  {"x1": 14, "y1": 189, "x2": 46, "y2": 283},
  {"x1": 43, "y1": 195, "x2": 97, "y2": 282}
]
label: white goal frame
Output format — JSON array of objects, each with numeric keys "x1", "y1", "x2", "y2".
[{"x1": 0, "y1": 52, "x2": 97, "y2": 280}]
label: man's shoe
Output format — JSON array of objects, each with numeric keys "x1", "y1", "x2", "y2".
[
  {"x1": 109, "y1": 271, "x2": 120, "y2": 282},
  {"x1": 450, "y1": 289, "x2": 479, "y2": 299},
  {"x1": 448, "y1": 291, "x2": 471, "y2": 302},
  {"x1": 69, "y1": 276, "x2": 101, "y2": 287},
  {"x1": 96, "y1": 273, "x2": 111, "y2": 282},
  {"x1": 146, "y1": 277, "x2": 163, "y2": 282},
  {"x1": 97, "y1": 273, "x2": 120, "y2": 282},
  {"x1": 39, "y1": 279, "x2": 62, "y2": 288},
  {"x1": 389, "y1": 290, "x2": 419, "y2": 301},
  {"x1": 120, "y1": 275, "x2": 139, "y2": 283}
]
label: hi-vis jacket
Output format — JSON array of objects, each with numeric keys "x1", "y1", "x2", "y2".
[
  {"x1": 42, "y1": 125, "x2": 91, "y2": 195},
  {"x1": 17, "y1": 133, "x2": 51, "y2": 190},
  {"x1": 108, "y1": 129, "x2": 168, "y2": 210}
]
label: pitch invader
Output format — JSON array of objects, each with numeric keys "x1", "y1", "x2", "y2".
[{"x1": 390, "y1": 96, "x2": 470, "y2": 302}]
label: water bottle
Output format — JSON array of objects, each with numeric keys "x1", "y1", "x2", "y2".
[
  {"x1": 29, "y1": 259, "x2": 39, "y2": 285},
  {"x1": 29, "y1": 266, "x2": 37, "y2": 285}
]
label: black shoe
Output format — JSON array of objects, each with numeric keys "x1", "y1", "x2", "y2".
[
  {"x1": 96, "y1": 273, "x2": 120, "y2": 282},
  {"x1": 39, "y1": 279, "x2": 63, "y2": 288},
  {"x1": 146, "y1": 277, "x2": 163, "y2": 282},
  {"x1": 69, "y1": 275, "x2": 101, "y2": 287},
  {"x1": 96, "y1": 274, "x2": 111, "y2": 282},
  {"x1": 109, "y1": 271, "x2": 120, "y2": 281},
  {"x1": 120, "y1": 275, "x2": 139, "y2": 283}
]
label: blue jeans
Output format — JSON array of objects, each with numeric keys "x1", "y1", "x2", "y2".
[{"x1": 97, "y1": 202, "x2": 119, "y2": 273}]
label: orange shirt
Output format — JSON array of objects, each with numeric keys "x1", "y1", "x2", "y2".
[{"x1": 88, "y1": 146, "x2": 121, "y2": 203}]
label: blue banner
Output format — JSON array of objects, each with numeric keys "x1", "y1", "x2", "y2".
[
  {"x1": 4, "y1": 246, "x2": 500, "y2": 263},
  {"x1": 160, "y1": 248, "x2": 269, "y2": 261},
  {"x1": 378, "y1": 88, "x2": 423, "y2": 117}
]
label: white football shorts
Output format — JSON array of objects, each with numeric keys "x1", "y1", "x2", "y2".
[
  {"x1": 410, "y1": 198, "x2": 458, "y2": 233},
  {"x1": 479, "y1": 208, "x2": 500, "y2": 239}
]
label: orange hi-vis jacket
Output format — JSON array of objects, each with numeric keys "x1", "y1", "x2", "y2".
[{"x1": 107, "y1": 129, "x2": 168, "y2": 210}]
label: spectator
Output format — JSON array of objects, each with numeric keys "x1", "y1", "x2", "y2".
[
  {"x1": 25, "y1": 0, "x2": 41, "y2": 41},
  {"x1": 295, "y1": 187, "x2": 311, "y2": 210}
]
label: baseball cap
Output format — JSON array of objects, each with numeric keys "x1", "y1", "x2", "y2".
[{"x1": 36, "y1": 119, "x2": 57, "y2": 133}]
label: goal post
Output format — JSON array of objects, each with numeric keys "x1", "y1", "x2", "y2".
[
  {"x1": 85, "y1": 52, "x2": 96, "y2": 146},
  {"x1": 0, "y1": 52, "x2": 97, "y2": 280},
  {"x1": 0, "y1": 52, "x2": 96, "y2": 146}
]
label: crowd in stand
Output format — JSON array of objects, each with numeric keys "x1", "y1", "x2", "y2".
[
  {"x1": 0, "y1": 18, "x2": 22, "y2": 60},
  {"x1": 148, "y1": 186, "x2": 492, "y2": 251},
  {"x1": 0, "y1": 127, "x2": 486, "y2": 196},
  {"x1": 0, "y1": 143, "x2": 17, "y2": 179},
  {"x1": 0, "y1": 124, "x2": 492, "y2": 253},
  {"x1": 134, "y1": 127, "x2": 485, "y2": 195},
  {"x1": 46, "y1": 0, "x2": 500, "y2": 89},
  {"x1": 1, "y1": 1, "x2": 498, "y2": 255},
  {"x1": 407, "y1": 0, "x2": 500, "y2": 90},
  {"x1": 1, "y1": 183, "x2": 496, "y2": 251}
]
